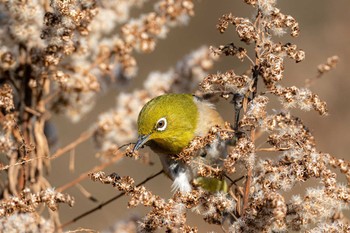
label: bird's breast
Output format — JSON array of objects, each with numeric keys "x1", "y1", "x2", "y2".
[{"x1": 193, "y1": 98, "x2": 225, "y2": 137}]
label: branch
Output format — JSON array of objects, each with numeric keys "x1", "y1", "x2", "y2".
[
  {"x1": 60, "y1": 170, "x2": 164, "y2": 229},
  {"x1": 56, "y1": 150, "x2": 124, "y2": 192},
  {"x1": 51, "y1": 128, "x2": 95, "y2": 160}
]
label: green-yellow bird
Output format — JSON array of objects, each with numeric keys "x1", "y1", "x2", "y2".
[{"x1": 134, "y1": 93, "x2": 228, "y2": 192}]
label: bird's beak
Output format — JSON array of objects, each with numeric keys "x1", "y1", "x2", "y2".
[{"x1": 133, "y1": 134, "x2": 150, "y2": 152}]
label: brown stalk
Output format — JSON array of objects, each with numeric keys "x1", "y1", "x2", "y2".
[
  {"x1": 56, "y1": 151, "x2": 124, "y2": 192},
  {"x1": 50, "y1": 128, "x2": 95, "y2": 160},
  {"x1": 60, "y1": 170, "x2": 164, "y2": 229}
]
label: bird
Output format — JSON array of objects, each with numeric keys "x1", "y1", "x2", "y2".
[{"x1": 133, "y1": 93, "x2": 228, "y2": 193}]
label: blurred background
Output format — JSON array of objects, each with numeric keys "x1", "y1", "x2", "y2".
[{"x1": 50, "y1": 0, "x2": 350, "y2": 231}]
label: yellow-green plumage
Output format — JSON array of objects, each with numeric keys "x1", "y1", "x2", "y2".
[
  {"x1": 135, "y1": 93, "x2": 227, "y2": 192},
  {"x1": 137, "y1": 94, "x2": 198, "y2": 154},
  {"x1": 193, "y1": 177, "x2": 228, "y2": 193}
]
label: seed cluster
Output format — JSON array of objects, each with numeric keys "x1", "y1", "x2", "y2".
[{"x1": 0, "y1": 188, "x2": 74, "y2": 217}]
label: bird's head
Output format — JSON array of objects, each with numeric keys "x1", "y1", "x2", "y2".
[{"x1": 134, "y1": 94, "x2": 198, "y2": 154}]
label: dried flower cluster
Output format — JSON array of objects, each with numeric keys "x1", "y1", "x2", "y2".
[
  {"x1": 0, "y1": 213, "x2": 54, "y2": 233},
  {"x1": 231, "y1": 111, "x2": 350, "y2": 232},
  {"x1": 271, "y1": 85, "x2": 328, "y2": 115},
  {"x1": 317, "y1": 55, "x2": 339, "y2": 76},
  {"x1": 0, "y1": 83, "x2": 14, "y2": 112},
  {"x1": 89, "y1": 171, "x2": 195, "y2": 232},
  {"x1": 90, "y1": 171, "x2": 237, "y2": 232},
  {"x1": 105, "y1": 215, "x2": 141, "y2": 233},
  {"x1": 0, "y1": 188, "x2": 74, "y2": 217},
  {"x1": 200, "y1": 70, "x2": 252, "y2": 96},
  {"x1": 239, "y1": 95, "x2": 269, "y2": 129}
]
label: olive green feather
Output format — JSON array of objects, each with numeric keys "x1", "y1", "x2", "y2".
[{"x1": 137, "y1": 93, "x2": 198, "y2": 154}]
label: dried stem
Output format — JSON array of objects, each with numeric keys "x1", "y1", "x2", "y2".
[
  {"x1": 51, "y1": 128, "x2": 95, "y2": 160},
  {"x1": 57, "y1": 150, "x2": 124, "y2": 192},
  {"x1": 60, "y1": 170, "x2": 164, "y2": 229}
]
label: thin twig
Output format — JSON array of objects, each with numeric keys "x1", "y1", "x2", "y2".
[
  {"x1": 51, "y1": 128, "x2": 95, "y2": 160},
  {"x1": 242, "y1": 51, "x2": 255, "y2": 66},
  {"x1": 242, "y1": 168, "x2": 252, "y2": 214},
  {"x1": 24, "y1": 106, "x2": 42, "y2": 116},
  {"x1": 242, "y1": 118, "x2": 256, "y2": 215},
  {"x1": 65, "y1": 228, "x2": 99, "y2": 233},
  {"x1": 0, "y1": 156, "x2": 44, "y2": 171},
  {"x1": 60, "y1": 170, "x2": 164, "y2": 229},
  {"x1": 256, "y1": 147, "x2": 290, "y2": 152},
  {"x1": 56, "y1": 151, "x2": 124, "y2": 192},
  {"x1": 75, "y1": 183, "x2": 98, "y2": 202},
  {"x1": 251, "y1": 65, "x2": 260, "y2": 99},
  {"x1": 42, "y1": 89, "x2": 60, "y2": 105},
  {"x1": 225, "y1": 174, "x2": 245, "y2": 187},
  {"x1": 1, "y1": 128, "x2": 95, "y2": 171},
  {"x1": 69, "y1": 149, "x2": 75, "y2": 172}
]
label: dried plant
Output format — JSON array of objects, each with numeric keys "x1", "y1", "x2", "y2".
[
  {"x1": 0, "y1": 0, "x2": 348, "y2": 233},
  {"x1": 0, "y1": 188, "x2": 74, "y2": 217}
]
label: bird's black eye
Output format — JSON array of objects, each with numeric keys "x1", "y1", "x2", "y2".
[{"x1": 156, "y1": 117, "x2": 167, "y2": 131}]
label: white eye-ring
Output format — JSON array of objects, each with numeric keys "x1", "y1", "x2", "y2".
[{"x1": 155, "y1": 117, "x2": 167, "y2": 131}]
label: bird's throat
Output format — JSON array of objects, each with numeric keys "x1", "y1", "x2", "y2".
[{"x1": 149, "y1": 135, "x2": 191, "y2": 155}]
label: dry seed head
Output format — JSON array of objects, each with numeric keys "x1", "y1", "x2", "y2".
[
  {"x1": 240, "y1": 95, "x2": 269, "y2": 129},
  {"x1": 0, "y1": 188, "x2": 74, "y2": 217},
  {"x1": 318, "y1": 55, "x2": 339, "y2": 74},
  {"x1": 271, "y1": 85, "x2": 328, "y2": 115},
  {"x1": 0, "y1": 84, "x2": 14, "y2": 112},
  {"x1": 200, "y1": 70, "x2": 252, "y2": 95}
]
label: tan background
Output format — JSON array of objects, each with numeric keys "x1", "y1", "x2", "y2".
[{"x1": 50, "y1": 1, "x2": 350, "y2": 232}]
